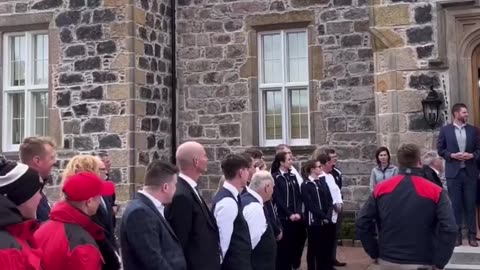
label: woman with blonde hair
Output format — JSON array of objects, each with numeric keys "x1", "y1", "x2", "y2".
[
  {"x1": 61, "y1": 155, "x2": 103, "y2": 184},
  {"x1": 60, "y1": 154, "x2": 120, "y2": 270}
]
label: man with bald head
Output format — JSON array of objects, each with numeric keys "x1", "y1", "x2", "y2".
[{"x1": 165, "y1": 141, "x2": 221, "y2": 270}]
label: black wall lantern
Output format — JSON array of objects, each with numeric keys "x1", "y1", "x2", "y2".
[{"x1": 421, "y1": 85, "x2": 443, "y2": 129}]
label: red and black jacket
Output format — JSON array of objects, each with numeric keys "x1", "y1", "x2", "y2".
[
  {"x1": 0, "y1": 195, "x2": 42, "y2": 270},
  {"x1": 34, "y1": 201, "x2": 105, "y2": 270},
  {"x1": 356, "y1": 168, "x2": 458, "y2": 269}
]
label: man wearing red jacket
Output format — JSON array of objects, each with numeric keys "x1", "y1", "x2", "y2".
[
  {"x1": 356, "y1": 144, "x2": 458, "y2": 270},
  {"x1": 35, "y1": 172, "x2": 115, "y2": 270},
  {"x1": 0, "y1": 156, "x2": 44, "y2": 270}
]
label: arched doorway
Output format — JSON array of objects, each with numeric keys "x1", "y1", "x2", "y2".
[{"x1": 471, "y1": 45, "x2": 480, "y2": 127}]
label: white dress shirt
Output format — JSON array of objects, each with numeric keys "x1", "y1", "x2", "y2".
[
  {"x1": 179, "y1": 172, "x2": 201, "y2": 199},
  {"x1": 213, "y1": 181, "x2": 240, "y2": 257},
  {"x1": 242, "y1": 187, "x2": 267, "y2": 249},
  {"x1": 320, "y1": 172, "x2": 342, "y2": 223},
  {"x1": 138, "y1": 190, "x2": 165, "y2": 217}
]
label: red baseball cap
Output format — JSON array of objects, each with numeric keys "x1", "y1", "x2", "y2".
[{"x1": 63, "y1": 172, "x2": 115, "y2": 201}]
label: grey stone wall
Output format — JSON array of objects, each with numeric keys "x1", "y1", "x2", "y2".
[
  {"x1": 176, "y1": 0, "x2": 377, "y2": 209},
  {"x1": 132, "y1": 0, "x2": 173, "y2": 190}
]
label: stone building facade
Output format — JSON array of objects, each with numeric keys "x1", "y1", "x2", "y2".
[{"x1": 0, "y1": 0, "x2": 477, "y2": 211}]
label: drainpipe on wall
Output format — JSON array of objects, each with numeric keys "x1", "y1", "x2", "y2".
[{"x1": 170, "y1": 0, "x2": 177, "y2": 164}]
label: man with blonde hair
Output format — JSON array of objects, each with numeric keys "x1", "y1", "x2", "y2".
[
  {"x1": 242, "y1": 171, "x2": 277, "y2": 270},
  {"x1": 20, "y1": 136, "x2": 57, "y2": 222}
]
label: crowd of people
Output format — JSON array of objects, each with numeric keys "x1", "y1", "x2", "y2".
[{"x1": 0, "y1": 103, "x2": 478, "y2": 270}]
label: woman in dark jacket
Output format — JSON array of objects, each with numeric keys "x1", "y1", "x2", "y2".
[{"x1": 271, "y1": 151, "x2": 303, "y2": 270}]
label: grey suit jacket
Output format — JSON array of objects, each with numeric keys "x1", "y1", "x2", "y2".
[{"x1": 120, "y1": 192, "x2": 186, "y2": 270}]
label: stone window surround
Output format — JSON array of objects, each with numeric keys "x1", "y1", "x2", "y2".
[
  {"x1": 0, "y1": 12, "x2": 53, "y2": 158},
  {"x1": 241, "y1": 10, "x2": 322, "y2": 149}
]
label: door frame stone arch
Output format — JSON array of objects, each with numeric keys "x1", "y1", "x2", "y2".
[{"x1": 440, "y1": 1, "x2": 480, "y2": 117}]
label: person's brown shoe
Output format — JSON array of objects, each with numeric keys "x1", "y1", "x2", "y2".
[{"x1": 469, "y1": 238, "x2": 479, "y2": 247}]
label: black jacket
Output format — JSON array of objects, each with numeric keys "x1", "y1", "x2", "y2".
[
  {"x1": 264, "y1": 200, "x2": 282, "y2": 238},
  {"x1": 301, "y1": 177, "x2": 333, "y2": 226},
  {"x1": 272, "y1": 170, "x2": 302, "y2": 220},
  {"x1": 356, "y1": 170, "x2": 457, "y2": 269},
  {"x1": 121, "y1": 192, "x2": 186, "y2": 270},
  {"x1": 422, "y1": 165, "x2": 443, "y2": 188},
  {"x1": 92, "y1": 196, "x2": 120, "y2": 270},
  {"x1": 165, "y1": 177, "x2": 221, "y2": 270}
]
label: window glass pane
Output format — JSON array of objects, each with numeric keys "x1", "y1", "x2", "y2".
[
  {"x1": 10, "y1": 35, "x2": 26, "y2": 86},
  {"x1": 289, "y1": 89, "x2": 309, "y2": 139},
  {"x1": 287, "y1": 32, "x2": 308, "y2": 82},
  {"x1": 32, "y1": 91, "x2": 48, "y2": 136},
  {"x1": 264, "y1": 90, "x2": 282, "y2": 140},
  {"x1": 262, "y1": 34, "x2": 282, "y2": 84},
  {"x1": 9, "y1": 93, "x2": 25, "y2": 144},
  {"x1": 34, "y1": 34, "x2": 48, "y2": 85}
]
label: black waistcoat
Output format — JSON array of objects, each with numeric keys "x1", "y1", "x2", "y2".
[
  {"x1": 241, "y1": 192, "x2": 276, "y2": 270},
  {"x1": 212, "y1": 187, "x2": 252, "y2": 270}
]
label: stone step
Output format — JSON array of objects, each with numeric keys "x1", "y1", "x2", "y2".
[
  {"x1": 450, "y1": 246, "x2": 480, "y2": 265},
  {"x1": 445, "y1": 264, "x2": 480, "y2": 270}
]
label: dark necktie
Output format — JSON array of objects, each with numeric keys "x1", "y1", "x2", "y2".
[{"x1": 237, "y1": 194, "x2": 242, "y2": 206}]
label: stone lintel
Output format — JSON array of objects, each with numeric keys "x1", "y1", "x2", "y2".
[
  {"x1": 0, "y1": 12, "x2": 52, "y2": 30},
  {"x1": 245, "y1": 10, "x2": 314, "y2": 31}
]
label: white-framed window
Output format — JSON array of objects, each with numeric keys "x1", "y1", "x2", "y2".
[
  {"x1": 258, "y1": 29, "x2": 310, "y2": 146},
  {"x1": 2, "y1": 31, "x2": 49, "y2": 152}
]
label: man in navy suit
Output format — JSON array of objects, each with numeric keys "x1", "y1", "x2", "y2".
[
  {"x1": 438, "y1": 103, "x2": 480, "y2": 247},
  {"x1": 120, "y1": 160, "x2": 186, "y2": 270}
]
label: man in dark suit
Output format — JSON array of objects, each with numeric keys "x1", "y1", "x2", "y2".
[
  {"x1": 421, "y1": 151, "x2": 444, "y2": 188},
  {"x1": 438, "y1": 103, "x2": 480, "y2": 247},
  {"x1": 120, "y1": 160, "x2": 186, "y2": 270},
  {"x1": 166, "y1": 141, "x2": 221, "y2": 270}
]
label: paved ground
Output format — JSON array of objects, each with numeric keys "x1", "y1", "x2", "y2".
[{"x1": 299, "y1": 246, "x2": 377, "y2": 270}]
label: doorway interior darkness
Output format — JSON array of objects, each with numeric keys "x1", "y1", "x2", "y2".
[{"x1": 472, "y1": 45, "x2": 480, "y2": 127}]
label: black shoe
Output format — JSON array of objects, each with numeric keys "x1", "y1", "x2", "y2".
[
  {"x1": 469, "y1": 238, "x2": 479, "y2": 247},
  {"x1": 456, "y1": 238, "x2": 462, "y2": 246},
  {"x1": 334, "y1": 260, "x2": 346, "y2": 267}
]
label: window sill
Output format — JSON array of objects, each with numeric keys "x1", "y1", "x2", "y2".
[
  {"x1": 1, "y1": 151, "x2": 19, "y2": 161},
  {"x1": 258, "y1": 145, "x2": 317, "y2": 156}
]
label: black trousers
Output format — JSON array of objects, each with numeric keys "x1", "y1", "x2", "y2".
[
  {"x1": 331, "y1": 213, "x2": 342, "y2": 261},
  {"x1": 307, "y1": 224, "x2": 335, "y2": 270},
  {"x1": 276, "y1": 219, "x2": 306, "y2": 270}
]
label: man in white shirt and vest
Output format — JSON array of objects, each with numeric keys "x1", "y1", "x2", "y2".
[
  {"x1": 242, "y1": 171, "x2": 277, "y2": 270},
  {"x1": 212, "y1": 154, "x2": 253, "y2": 270}
]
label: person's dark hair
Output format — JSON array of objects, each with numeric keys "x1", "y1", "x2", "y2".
[
  {"x1": 316, "y1": 153, "x2": 331, "y2": 165},
  {"x1": 244, "y1": 147, "x2": 263, "y2": 159},
  {"x1": 222, "y1": 154, "x2": 250, "y2": 180},
  {"x1": 271, "y1": 151, "x2": 289, "y2": 173},
  {"x1": 301, "y1": 160, "x2": 318, "y2": 180},
  {"x1": 451, "y1": 103, "x2": 467, "y2": 116},
  {"x1": 240, "y1": 152, "x2": 253, "y2": 167},
  {"x1": 375, "y1": 146, "x2": 391, "y2": 166},
  {"x1": 325, "y1": 149, "x2": 336, "y2": 155},
  {"x1": 397, "y1": 144, "x2": 421, "y2": 168},
  {"x1": 144, "y1": 160, "x2": 179, "y2": 186}
]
